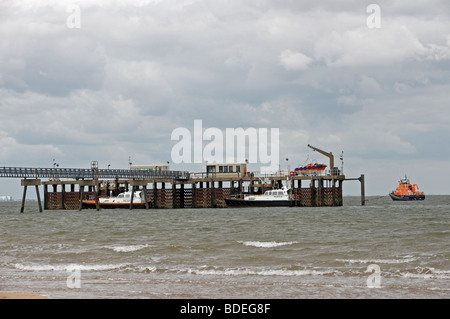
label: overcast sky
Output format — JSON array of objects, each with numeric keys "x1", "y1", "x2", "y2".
[{"x1": 1, "y1": 0, "x2": 450, "y2": 197}]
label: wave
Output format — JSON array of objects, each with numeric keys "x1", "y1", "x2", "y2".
[
  {"x1": 238, "y1": 241, "x2": 298, "y2": 248},
  {"x1": 104, "y1": 244, "x2": 150, "y2": 253},
  {"x1": 190, "y1": 268, "x2": 334, "y2": 276},
  {"x1": 336, "y1": 257, "x2": 418, "y2": 264},
  {"x1": 13, "y1": 262, "x2": 449, "y2": 281},
  {"x1": 14, "y1": 263, "x2": 128, "y2": 272},
  {"x1": 138, "y1": 265, "x2": 337, "y2": 277},
  {"x1": 399, "y1": 267, "x2": 450, "y2": 279}
]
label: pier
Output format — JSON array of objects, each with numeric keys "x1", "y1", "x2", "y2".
[
  {"x1": 2, "y1": 167, "x2": 365, "y2": 212},
  {"x1": 0, "y1": 146, "x2": 367, "y2": 212}
]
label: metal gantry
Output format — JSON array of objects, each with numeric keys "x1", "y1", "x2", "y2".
[{"x1": 0, "y1": 167, "x2": 189, "y2": 180}]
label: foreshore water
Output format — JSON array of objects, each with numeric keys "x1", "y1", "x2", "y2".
[{"x1": 0, "y1": 196, "x2": 449, "y2": 299}]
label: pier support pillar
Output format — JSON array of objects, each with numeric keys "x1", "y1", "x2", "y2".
[
  {"x1": 180, "y1": 183, "x2": 185, "y2": 208},
  {"x1": 35, "y1": 185, "x2": 43, "y2": 212},
  {"x1": 359, "y1": 174, "x2": 365, "y2": 206},
  {"x1": 79, "y1": 184, "x2": 84, "y2": 211},
  {"x1": 238, "y1": 179, "x2": 243, "y2": 198},
  {"x1": 44, "y1": 184, "x2": 48, "y2": 210},
  {"x1": 129, "y1": 185, "x2": 135, "y2": 210},
  {"x1": 192, "y1": 182, "x2": 197, "y2": 208},
  {"x1": 20, "y1": 185, "x2": 27, "y2": 213},
  {"x1": 153, "y1": 182, "x2": 158, "y2": 208},
  {"x1": 211, "y1": 180, "x2": 216, "y2": 208},
  {"x1": 20, "y1": 179, "x2": 42, "y2": 213},
  {"x1": 142, "y1": 185, "x2": 149, "y2": 209},
  {"x1": 129, "y1": 180, "x2": 149, "y2": 210},
  {"x1": 61, "y1": 183, "x2": 66, "y2": 210},
  {"x1": 94, "y1": 181, "x2": 100, "y2": 211}
]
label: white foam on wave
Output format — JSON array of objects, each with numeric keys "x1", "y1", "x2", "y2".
[
  {"x1": 336, "y1": 257, "x2": 418, "y2": 264},
  {"x1": 14, "y1": 263, "x2": 127, "y2": 272},
  {"x1": 400, "y1": 267, "x2": 450, "y2": 279},
  {"x1": 105, "y1": 244, "x2": 149, "y2": 253},
  {"x1": 191, "y1": 268, "x2": 332, "y2": 276},
  {"x1": 238, "y1": 241, "x2": 298, "y2": 248},
  {"x1": 137, "y1": 264, "x2": 336, "y2": 277}
]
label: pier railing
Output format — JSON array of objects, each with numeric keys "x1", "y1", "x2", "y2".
[{"x1": 0, "y1": 167, "x2": 189, "y2": 180}]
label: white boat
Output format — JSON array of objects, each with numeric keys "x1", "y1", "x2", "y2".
[
  {"x1": 82, "y1": 190, "x2": 151, "y2": 209},
  {"x1": 225, "y1": 186, "x2": 296, "y2": 207}
]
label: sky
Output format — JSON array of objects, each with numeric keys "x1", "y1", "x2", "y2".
[{"x1": 1, "y1": 0, "x2": 450, "y2": 198}]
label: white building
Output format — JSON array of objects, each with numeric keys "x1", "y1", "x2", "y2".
[{"x1": 0, "y1": 195, "x2": 13, "y2": 202}]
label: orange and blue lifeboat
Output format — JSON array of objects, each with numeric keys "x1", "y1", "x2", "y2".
[
  {"x1": 389, "y1": 176, "x2": 425, "y2": 201},
  {"x1": 294, "y1": 163, "x2": 327, "y2": 173}
]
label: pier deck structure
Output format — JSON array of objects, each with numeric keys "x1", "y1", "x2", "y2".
[{"x1": 1, "y1": 166, "x2": 365, "y2": 212}]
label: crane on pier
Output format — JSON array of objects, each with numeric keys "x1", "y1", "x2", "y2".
[{"x1": 307, "y1": 144, "x2": 335, "y2": 176}]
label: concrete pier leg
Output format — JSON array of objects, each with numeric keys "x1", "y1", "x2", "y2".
[
  {"x1": 211, "y1": 181, "x2": 215, "y2": 208},
  {"x1": 239, "y1": 179, "x2": 243, "y2": 198},
  {"x1": 20, "y1": 179, "x2": 41, "y2": 213},
  {"x1": 79, "y1": 185, "x2": 84, "y2": 211},
  {"x1": 44, "y1": 184, "x2": 48, "y2": 210},
  {"x1": 332, "y1": 179, "x2": 336, "y2": 206},
  {"x1": 61, "y1": 183, "x2": 66, "y2": 210},
  {"x1": 153, "y1": 182, "x2": 158, "y2": 208},
  {"x1": 20, "y1": 185, "x2": 27, "y2": 213},
  {"x1": 129, "y1": 185, "x2": 135, "y2": 210},
  {"x1": 172, "y1": 182, "x2": 177, "y2": 208},
  {"x1": 180, "y1": 183, "x2": 185, "y2": 208},
  {"x1": 35, "y1": 185, "x2": 43, "y2": 212},
  {"x1": 142, "y1": 185, "x2": 149, "y2": 209},
  {"x1": 192, "y1": 182, "x2": 196, "y2": 208}
]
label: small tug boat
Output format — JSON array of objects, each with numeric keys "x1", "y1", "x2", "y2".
[
  {"x1": 389, "y1": 176, "x2": 425, "y2": 201},
  {"x1": 82, "y1": 190, "x2": 152, "y2": 209},
  {"x1": 225, "y1": 186, "x2": 296, "y2": 207}
]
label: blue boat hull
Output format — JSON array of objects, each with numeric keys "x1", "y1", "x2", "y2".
[{"x1": 389, "y1": 193, "x2": 425, "y2": 201}]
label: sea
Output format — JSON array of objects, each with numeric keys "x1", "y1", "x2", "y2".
[{"x1": 0, "y1": 196, "x2": 449, "y2": 300}]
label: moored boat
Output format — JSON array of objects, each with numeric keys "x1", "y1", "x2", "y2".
[
  {"x1": 82, "y1": 190, "x2": 152, "y2": 209},
  {"x1": 225, "y1": 186, "x2": 296, "y2": 207},
  {"x1": 389, "y1": 176, "x2": 425, "y2": 201}
]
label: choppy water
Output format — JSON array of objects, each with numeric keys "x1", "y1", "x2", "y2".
[{"x1": 0, "y1": 196, "x2": 449, "y2": 299}]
